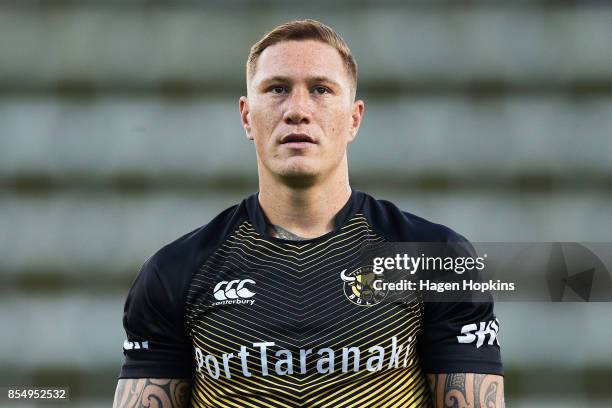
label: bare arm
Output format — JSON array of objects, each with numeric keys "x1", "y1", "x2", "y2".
[
  {"x1": 426, "y1": 373, "x2": 505, "y2": 408},
  {"x1": 112, "y1": 379, "x2": 192, "y2": 408}
]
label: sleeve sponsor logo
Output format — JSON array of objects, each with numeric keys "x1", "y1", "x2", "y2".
[
  {"x1": 123, "y1": 340, "x2": 149, "y2": 351},
  {"x1": 457, "y1": 318, "x2": 500, "y2": 348}
]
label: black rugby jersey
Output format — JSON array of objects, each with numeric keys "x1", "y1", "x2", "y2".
[{"x1": 119, "y1": 190, "x2": 502, "y2": 407}]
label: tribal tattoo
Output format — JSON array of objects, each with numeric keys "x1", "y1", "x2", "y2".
[
  {"x1": 426, "y1": 373, "x2": 505, "y2": 408},
  {"x1": 112, "y1": 379, "x2": 192, "y2": 408}
]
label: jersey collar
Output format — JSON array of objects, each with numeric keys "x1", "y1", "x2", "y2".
[{"x1": 245, "y1": 189, "x2": 365, "y2": 237}]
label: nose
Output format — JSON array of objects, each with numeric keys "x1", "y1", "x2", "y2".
[{"x1": 282, "y1": 88, "x2": 311, "y2": 125}]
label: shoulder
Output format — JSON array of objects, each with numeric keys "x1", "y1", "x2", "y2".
[
  {"x1": 137, "y1": 201, "x2": 247, "y2": 292},
  {"x1": 151, "y1": 203, "x2": 243, "y2": 267},
  {"x1": 360, "y1": 192, "x2": 469, "y2": 243}
]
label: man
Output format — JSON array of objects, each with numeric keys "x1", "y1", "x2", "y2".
[{"x1": 114, "y1": 19, "x2": 504, "y2": 407}]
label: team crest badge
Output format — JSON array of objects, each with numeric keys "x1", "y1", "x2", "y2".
[{"x1": 340, "y1": 266, "x2": 388, "y2": 306}]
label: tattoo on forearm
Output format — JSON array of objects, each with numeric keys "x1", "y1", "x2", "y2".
[
  {"x1": 426, "y1": 373, "x2": 505, "y2": 408},
  {"x1": 113, "y1": 379, "x2": 192, "y2": 408}
]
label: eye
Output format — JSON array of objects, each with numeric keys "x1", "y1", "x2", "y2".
[
  {"x1": 269, "y1": 86, "x2": 287, "y2": 94},
  {"x1": 312, "y1": 86, "x2": 330, "y2": 95}
]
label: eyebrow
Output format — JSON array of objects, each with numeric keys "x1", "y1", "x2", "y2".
[{"x1": 258, "y1": 75, "x2": 342, "y2": 89}]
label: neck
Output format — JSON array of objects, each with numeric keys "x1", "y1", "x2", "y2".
[{"x1": 258, "y1": 168, "x2": 352, "y2": 239}]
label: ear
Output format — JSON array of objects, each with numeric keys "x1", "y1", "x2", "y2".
[
  {"x1": 239, "y1": 96, "x2": 253, "y2": 140},
  {"x1": 348, "y1": 99, "x2": 365, "y2": 143}
]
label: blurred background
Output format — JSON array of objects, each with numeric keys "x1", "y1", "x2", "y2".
[{"x1": 0, "y1": 0, "x2": 611, "y2": 407}]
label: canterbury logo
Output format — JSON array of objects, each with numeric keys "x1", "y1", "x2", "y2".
[{"x1": 213, "y1": 279, "x2": 256, "y2": 301}]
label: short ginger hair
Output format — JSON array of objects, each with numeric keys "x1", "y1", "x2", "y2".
[{"x1": 246, "y1": 19, "x2": 358, "y2": 90}]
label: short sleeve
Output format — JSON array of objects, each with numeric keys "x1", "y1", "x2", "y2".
[
  {"x1": 418, "y1": 299, "x2": 503, "y2": 375},
  {"x1": 417, "y1": 240, "x2": 503, "y2": 375},
  {"x1": 119, "y1": 255, "x2": 194, "y2": 379}
]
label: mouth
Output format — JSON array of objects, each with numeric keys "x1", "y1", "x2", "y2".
[{"x1": 280, "y1": 133, "x2": 317, "y2": 146}]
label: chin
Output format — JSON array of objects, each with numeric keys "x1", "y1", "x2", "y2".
[
  {"x1": 276, "y1": 164, "x2": 321, "y2": 187},
  {"x1": 276, "y1": 157, "x2": 320, "y2": 176}
]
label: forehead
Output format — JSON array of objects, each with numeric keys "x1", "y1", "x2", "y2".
[{"x1": 252, "y1": 40, "x2": 350, "y2": 85}]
